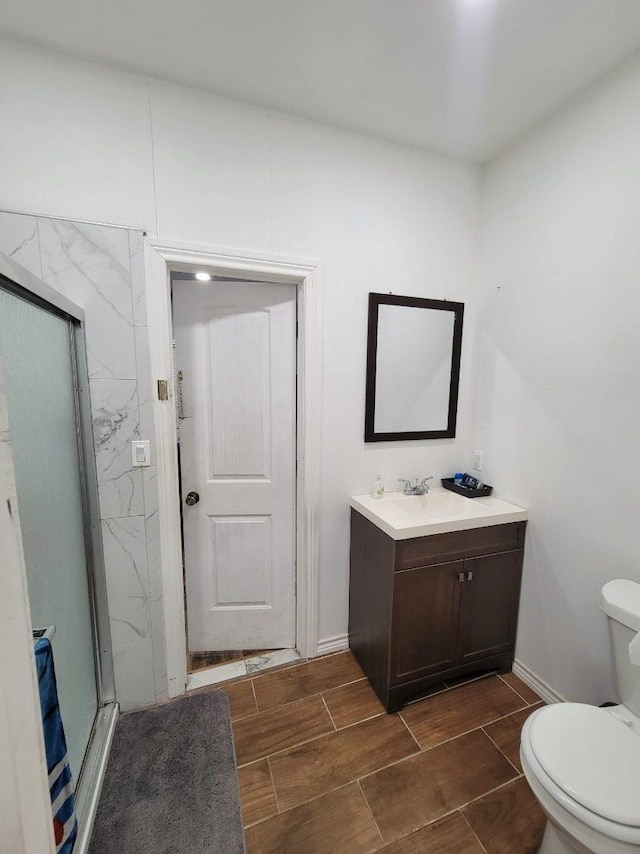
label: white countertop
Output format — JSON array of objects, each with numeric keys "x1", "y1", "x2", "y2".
[{"x1": 350, "y1": 486, "x2": 528, "y2": 540}]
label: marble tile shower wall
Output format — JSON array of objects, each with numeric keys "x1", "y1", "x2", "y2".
[{"x1": 0, "y1": 211, "x2": 167, "y2": 711}]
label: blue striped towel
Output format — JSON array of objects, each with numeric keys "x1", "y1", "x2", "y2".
[{"x1": 35, "y1": 638, "x2": 78, "y2": 853}]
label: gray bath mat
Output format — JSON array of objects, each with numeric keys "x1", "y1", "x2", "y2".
[{"x1": 89, "y1": 690, "x2": 245, "y2": 853}]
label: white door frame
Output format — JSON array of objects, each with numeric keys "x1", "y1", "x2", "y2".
[{"x1": 145, "y1": 239, "x2": 323, "y2": 698}]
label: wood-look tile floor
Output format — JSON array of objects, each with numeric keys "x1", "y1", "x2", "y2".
[{"x1": 219, "y1": 652, "x2": 546, "y2": 854}]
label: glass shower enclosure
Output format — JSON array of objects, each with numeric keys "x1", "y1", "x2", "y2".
[{"x1": 0, "y1": 251, "x2": 116, "y2": 851}]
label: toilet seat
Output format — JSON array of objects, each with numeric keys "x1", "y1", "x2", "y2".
[
  {"x1": 522, "y1": 705, "x2": 640, "y2": 846},
  {"x1": 529, "y1": 703, "x2": 640, "y2": 826}
]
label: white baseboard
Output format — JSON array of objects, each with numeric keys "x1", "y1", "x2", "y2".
[
  {"x1": 316, "y1": 633, "x2": 349, "y2": 656},
  {"x1": 512, "y1": 658, "x2": 566, "y2": 705}
]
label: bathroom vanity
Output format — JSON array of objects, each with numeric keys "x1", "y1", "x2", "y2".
[{"x1": 348, "y1": 488, "x2": 528, "y2": 712}]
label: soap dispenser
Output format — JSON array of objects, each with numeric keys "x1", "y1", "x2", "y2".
[{"x1": 372, "y1": 474, "x2": 384, "y2": 499}]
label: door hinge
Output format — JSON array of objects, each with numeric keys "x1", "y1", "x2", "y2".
[{"x1": 157, "y1": 379, "x2": 169, "y2": 401}]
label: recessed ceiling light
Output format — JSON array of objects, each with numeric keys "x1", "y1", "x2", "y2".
[{"x1": 195, "y1": 272, "x2": 211, "y2": 281}]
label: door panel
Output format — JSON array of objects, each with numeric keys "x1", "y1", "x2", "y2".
[
  {"x1": 208, "y1": 515, "x2": 272, "y2": 607},
  {"x1": 391, "y1": 561, "x2": 463, "y2": 684},
  {"x1": 208, "y1": 308, "x2": 270, "y2": 478},
  {"x1": 457, "y1": 550, "x2": 524, "y2": 664},
  {"x1": 174, "y1": 280, "x2": 296, "y2": 651}
]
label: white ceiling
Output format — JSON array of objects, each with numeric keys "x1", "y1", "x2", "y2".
[{"x1": 3, "y1": 0, "x2": 640, "y2": 163}]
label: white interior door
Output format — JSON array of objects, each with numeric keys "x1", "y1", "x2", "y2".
[{"x1": 173, "y1": 279, "x2": 297, "y2": 652}]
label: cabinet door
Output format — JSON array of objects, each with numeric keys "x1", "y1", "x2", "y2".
[
  {"x1": 390, "y1": 561, "x2": 463, "y2": 685},
  {"x1": 457, "y1": 550, "x2": 523, "y2": 665}
]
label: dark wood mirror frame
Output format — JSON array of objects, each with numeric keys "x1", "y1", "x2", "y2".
[{"x1": 364, "y1": 293, "x2": 464, "y2": 442}]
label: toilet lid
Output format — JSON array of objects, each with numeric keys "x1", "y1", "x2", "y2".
[{"x1": 529, "y1": 703, "x2": 640, "y2": 827}]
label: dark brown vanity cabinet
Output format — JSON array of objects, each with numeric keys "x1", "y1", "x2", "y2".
[{"x1": 348, "y1": 509, "x2": 526, "y2": 712}]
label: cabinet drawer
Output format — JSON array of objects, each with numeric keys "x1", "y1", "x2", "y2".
[{"x1": 396, "y1": 522, "x2": 526, "y2": 570}]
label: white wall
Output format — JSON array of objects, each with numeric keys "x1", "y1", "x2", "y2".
[
  {"x1": 0, "y1": 38, "x2": 480, "y2": 645},
  {"x1": 472, "y1": 53, "x2": 640, "y2": 703}
]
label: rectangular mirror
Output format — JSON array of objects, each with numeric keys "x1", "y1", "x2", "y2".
[{"x1": 365, "y1": 293, "x2": 464, "y2": 441}]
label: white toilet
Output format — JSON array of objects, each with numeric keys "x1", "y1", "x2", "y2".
[{"x1": 521, "y1": 579, "x2": 640, "y2": 853}]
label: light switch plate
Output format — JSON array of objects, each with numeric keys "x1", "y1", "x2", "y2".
[{"x1": 131, "y1": 440, "x2": 151, "y2": 467}]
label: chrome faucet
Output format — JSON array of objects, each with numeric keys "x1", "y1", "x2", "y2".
[{"x1": 398, "y1": 476, "x2": 434, "y2": 496}]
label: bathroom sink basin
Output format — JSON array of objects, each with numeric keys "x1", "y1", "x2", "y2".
[
  {"x1": 385, "y1": 491, "x2": 487, "y2": 519},
  {"x1": 349, "y1": 487, "x2": 527, "y2": 540}
]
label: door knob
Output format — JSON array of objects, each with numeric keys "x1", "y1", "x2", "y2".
[{"x1": 185, "y1": 491, "x2": 200, "y2": 506}]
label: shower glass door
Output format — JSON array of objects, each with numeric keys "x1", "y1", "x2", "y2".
[{"x1": 0, "y1": 286, "x2": 98, "y2": 781}]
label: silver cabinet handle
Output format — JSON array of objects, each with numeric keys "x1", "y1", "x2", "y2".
[
  {"x1": 458, "y1": 572, "x2": 465, "y2": 583},
  {"x1": 467, "y1": 570, "x2": 474, "y2": 581}
]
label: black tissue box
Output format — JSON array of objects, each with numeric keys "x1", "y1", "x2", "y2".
[{"x1": 441, "y1": 477, "x2": 493, "y2": 498}]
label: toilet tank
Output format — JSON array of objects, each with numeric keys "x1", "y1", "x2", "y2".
[{"x1": 601, "y1": 580, "x2": 640, "y2": 715}]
